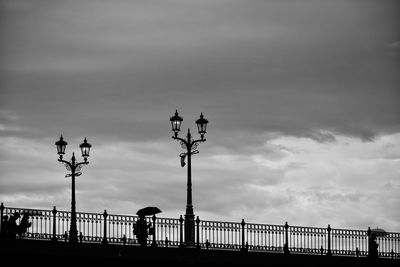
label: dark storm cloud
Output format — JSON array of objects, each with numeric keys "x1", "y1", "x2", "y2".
[{"x1": 1, "y1": 0, "x2": 399, "y2": 143}]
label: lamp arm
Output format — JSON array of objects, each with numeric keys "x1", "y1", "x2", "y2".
[
  {"x1": 58, "y1": 158, "x2": 72, "y2": 167},
  {"x1": 76, "y1": 161, "x2": 89, "y2": 168},
  {"x1": 172, "y1": 136, "x2": 189, "y2": 146},
  {"x1": 192, "y1": 138, "x2": 206, "y2": 146},
  {"x1": 58, "y1": 158, "x2": 88, "y2": 174}
]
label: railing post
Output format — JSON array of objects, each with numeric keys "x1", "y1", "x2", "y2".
[
  {"x1": 0, "y1": 202, "x2": 4, "y2": 237},
  {"x1": 241, "y1": 219, "x2": 246, "y2": 252},
  {"x1": 102, "y1": 210, "x2": 108, "y2": 245},
  {"x1": 51, "y1": 206, "x2": 57, "y2": 242},
  {"x1": 179, "y1": 215, "x2": 184, "y2": 248},
  {"x1": 196, "y1": 216, "x2": 200, "y2": 249},
  {"x1": 151, "y1": 214, "x2": 157, "y2": 247},
  {"x1": 327, "y1": 224, "x2": 332, "y2": 256},
  {"x1": 284, "y1": 221, "x2": 290, "y2": 254}
]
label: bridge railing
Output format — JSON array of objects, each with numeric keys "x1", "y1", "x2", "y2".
[{"x1": 0, "y1": 203, "x2": 399, "y2": 259}]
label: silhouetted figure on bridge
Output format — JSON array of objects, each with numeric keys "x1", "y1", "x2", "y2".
[
  {"x1": 368, "y1": 232, "x2": 379, "y2": 260},
  {"x1": 7, "y1": 212, "x2": 20, "y2": 239},
  {"x1": 121, "y1": 234, "x2": 127, "y2": 245},
  {"x1": 17, "y1": 213, "x2": 31, "y2": 237},
  {"x1": 0, "y1": 215, "x2": 8, "y2": 238},
  {"x1": 79, "y1": 232, "x2": 83, "y2": 243},
  {"x1": 135, "y1": 215, "x2": 151, "y2": 247},
  {"x1": 205, "y1": 239, "x2": 211, "y2": 250}
]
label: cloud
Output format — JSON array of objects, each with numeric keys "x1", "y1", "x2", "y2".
[
  {"x1": 1, "y1": 0, "x2": 400, "y2": 232},
  {"x1": 1, "y1": 0, "x2": 399, "y2": 142},
  {"x1": 1, "y1": 130, "x2": 400, "y2": 230},
  {"x1": 0, "y1": 0, "x2": 32, "y2": 10},
  {"x1": 388, "y1": 40, "x2": 400, "y2": 50}
]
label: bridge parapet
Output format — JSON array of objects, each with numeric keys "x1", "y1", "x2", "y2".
[{"x1": 0, "y1": 203, "x2": 399, "y2": 259}]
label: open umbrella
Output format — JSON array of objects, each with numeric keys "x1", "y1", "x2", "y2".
[
  {"x1": 371, "y1": 228, "x2": 387, "y2": 237},
  {"x1": 136, "y1": 207, "x2": 162, "y2": 217}
]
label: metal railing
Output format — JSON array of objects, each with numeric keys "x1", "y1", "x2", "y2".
[{"x1": 0, "y1": 203, "x2": 399, "y2": 259}]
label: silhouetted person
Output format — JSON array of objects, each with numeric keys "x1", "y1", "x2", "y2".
[
  {"x1": 7, "y1": 212, "x2": 20, "y2": 239},
  {"x1": 205, "y1": 239, "x2": 210, "y2": 250},
  {"x1": 17, "y1": 213, "x2": 31, "y2": 237},
  {"x1": 368, "y1": 233, "x2": 379, "y2": 259},
  {"x1": 356, "y1": 247, "x2": 360, "y2": 257},
  {"x1": 0, "y1": 215, "x2": 8, "y2": 238},
  {"x1": 79, "y1": 232, "x2": 83, "y2": 243},
  {"x1": 135, "y1": 215, "x2": 150, "y2": 247}
]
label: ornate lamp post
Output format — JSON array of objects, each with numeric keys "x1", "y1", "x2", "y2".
[
  {"x1": 170, "y1": 110, "x2": 208, "y2": 245},
  {"x1": 55, "y1": 135, "x2": 92, "y2": 243}
]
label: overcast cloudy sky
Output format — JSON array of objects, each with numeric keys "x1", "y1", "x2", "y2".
[{"x1": 1, "y1": 0, "x2": 399, "y2": 231}]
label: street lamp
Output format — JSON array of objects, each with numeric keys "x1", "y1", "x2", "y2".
[
  {"x1": 170, "y1": 110, "x2": 208, "y2": 245},
  {"x1": 55, "y1": 135, "x2": 92, "y2": 243}
]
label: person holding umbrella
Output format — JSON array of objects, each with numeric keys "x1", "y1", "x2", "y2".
[
  {"x1": 135, "y1": 214, "x2": 151, "y2": 247},
  {"x1": 134, "y1": 207, "x2": 161, "y2": 247}
]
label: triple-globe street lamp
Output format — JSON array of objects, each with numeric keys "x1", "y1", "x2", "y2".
[
  {"x1": 55, "y1": 135, "x2": 92, "y2": 243},
  {"x1": 170, "y1": 110, "x2": 208, "y2": 245}
]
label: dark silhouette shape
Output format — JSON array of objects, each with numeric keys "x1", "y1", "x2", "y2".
[
  {"x1": 79, "y1": 232, "x2": 83, "y2": 243},
  {"x1": 136, "y1": 207, "x2": 161, "y2": 217},
  {"x1": 283, "y1": 243, "x2": 290, "y2": 255},
  {"x1": 368, "y1": 232, "x2": 379, "y2": 259},
  {"x1": 17, "y1": 213, "x2": 31, "y2": 237},
  {"x1": 170, "y1": 110, "x2": 209, "y2": 245},
  {"x1": 55, "y1": 135, "x2": 92, "y2": 243},
  {"x1": 0, "y1": 215, "x2": 8, "y2": 238},
  {"x1": 369, "y1": 227, "x2": 386, "y2": 260},
  {"x1": 7, "y1": 212, "x2": 20, "y2": 239},
  {"x1": 205, "y1": 239, "x2": 210, "y2": 250},
  {"x1": 134, "y1": 215, "x2": 151, "y2": 247}
]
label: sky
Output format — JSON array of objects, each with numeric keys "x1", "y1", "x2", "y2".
[{"x1": 0, "y1": 0, "x2": 399, "y2": 232}]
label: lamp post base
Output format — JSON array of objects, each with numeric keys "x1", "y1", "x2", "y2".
[
  {"x1": 69, "y1": 229, "x2": 78, "y2": 243},
  {"x1": 184, "y1": 214, "x2": 195, "y2": 246}
]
